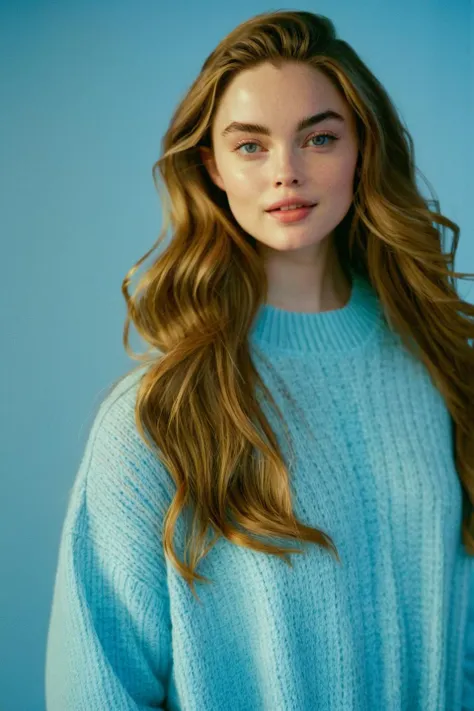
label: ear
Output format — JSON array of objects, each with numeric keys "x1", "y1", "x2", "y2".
[{"x1": 199, "y1": 146, "x2": 225, "y2": 191}]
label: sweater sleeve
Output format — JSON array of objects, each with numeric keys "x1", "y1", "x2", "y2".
[
  {"x1": 45, "y1": 530, "x2": 172, "y2": 710},
  {"x1": 463, "y1": 560, "x2": 474, "y2": 711}
]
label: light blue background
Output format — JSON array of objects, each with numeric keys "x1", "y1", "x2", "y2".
[{"x1": 1, "y1": 1, "x2": 473, "y2": 709}]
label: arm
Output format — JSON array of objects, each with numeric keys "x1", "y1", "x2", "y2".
[
  {"x1": 463, "y1": 560, "x2": 474, "y2": 711},
  {"x1": 45, "y1": 530, "x2": 171, "y2": 710}
]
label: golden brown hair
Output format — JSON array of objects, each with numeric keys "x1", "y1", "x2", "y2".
[{"x1": 112, "y1": 10, "x2": 474, "y2": 603}]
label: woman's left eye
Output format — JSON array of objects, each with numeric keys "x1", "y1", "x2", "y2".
[{"x1": 234, "y1": 132, "x2": 339, "y2": 156}]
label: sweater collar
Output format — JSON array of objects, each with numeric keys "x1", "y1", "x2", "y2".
[{"x1": 249, "y1": 270, "x2": 382, "y2": 356}]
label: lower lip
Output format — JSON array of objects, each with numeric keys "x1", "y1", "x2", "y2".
[{"x1": 266, "y1": 205, "x2": 316, "y2": 223}]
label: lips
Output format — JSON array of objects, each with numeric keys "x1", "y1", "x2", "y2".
[{"x1": 269, "y1": 203, "x2": 316, "y2": 212}]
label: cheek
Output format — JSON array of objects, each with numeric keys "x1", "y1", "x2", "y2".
[
  {"x1": 230, "y1": 166, "x2": 259, "y2": 190},
  {"x1": 226, "y1": 174, "x2": 261, "y2": 206},
  {"x1": 320, "y1": 163, "x2": 357, "y2": 194}
]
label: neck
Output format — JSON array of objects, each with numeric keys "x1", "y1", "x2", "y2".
[
  {"x1": 264, "y1": 261, "x2": 353, "y2": 315},
  {"x1": 249, "y1": 269, "x2": 382, "y2": 356}
]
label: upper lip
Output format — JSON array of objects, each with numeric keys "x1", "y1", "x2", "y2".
[{"x1": 265, "y1": 196, "x2": 317, "y2": 211}]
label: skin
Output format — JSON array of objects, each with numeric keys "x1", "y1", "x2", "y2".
[{"x1": 200, "y1": 60, "x2": 360, "y2": 313}]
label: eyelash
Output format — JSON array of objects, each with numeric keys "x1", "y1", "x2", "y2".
[{"x1": 233, "y1": 132, "x2": 339, "y2": 156}]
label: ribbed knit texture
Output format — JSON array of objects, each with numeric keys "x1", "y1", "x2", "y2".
[{"x1": 45, "y1": 271, "x2": 474, "y2": 710}]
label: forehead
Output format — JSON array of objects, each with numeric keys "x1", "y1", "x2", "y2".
[{"x1": 214, "y1": 62, "x2": 349, "y2": 129}]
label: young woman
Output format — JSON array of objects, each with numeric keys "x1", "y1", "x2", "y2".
[{"x1": 45, "y1": 9, "x2": 474, "y2": 711}]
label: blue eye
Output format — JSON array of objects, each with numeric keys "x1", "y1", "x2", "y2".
[
  {"x1": 308, "y1": 133, "x2": 338, "y2": 148},
  {"x1": 234, "y1": 132, "x2": 338, "y2": 156}
]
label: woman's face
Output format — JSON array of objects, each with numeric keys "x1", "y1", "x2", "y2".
[{"x1": 200, "y1": 61, "x2": 359, "y2": 263}]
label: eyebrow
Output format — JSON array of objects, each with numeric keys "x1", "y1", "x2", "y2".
[{"x1": 221, "y1": 109, "x2": 345, "y2": 138}]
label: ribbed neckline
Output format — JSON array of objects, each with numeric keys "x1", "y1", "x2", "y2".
[{"x1": 248, "y1": 270, "x2": 383, "y2": 356}]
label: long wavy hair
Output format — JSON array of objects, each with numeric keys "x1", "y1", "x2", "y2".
[{"x1": 113, "y1": 10, "x2": 474, "y2": 603}]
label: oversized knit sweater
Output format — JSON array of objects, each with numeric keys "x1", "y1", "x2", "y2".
[{"x1": 45, "y1": 271, "x2": 474, "y2": 710}]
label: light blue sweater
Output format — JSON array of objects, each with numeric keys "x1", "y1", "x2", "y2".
[{"x1": 45, "y1": 271, "x2": 474, "y2": 710}]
